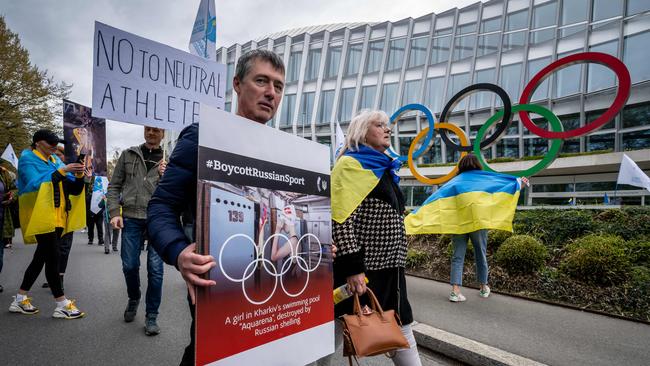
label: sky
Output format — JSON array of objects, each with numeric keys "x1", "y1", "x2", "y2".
[{"x1": 2, "y1": 0, "x2": 481, "y2": 154}]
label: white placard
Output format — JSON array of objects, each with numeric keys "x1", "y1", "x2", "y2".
[{"x1": 92, "y1": 21, "x2": 226, "y2": 130}]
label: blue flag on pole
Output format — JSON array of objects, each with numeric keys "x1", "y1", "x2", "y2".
[{"x1": 189, "y1": 0, "x2": 216, "y2": 60}]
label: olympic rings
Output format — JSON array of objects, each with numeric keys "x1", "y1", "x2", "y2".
[
  {"x1": 519, "y1": 52, "x2": 630, "y2": 139},
  {"x1": 217, "y1": 232, "x2": 323, "y2": 305},
  {"x1": 439, "y1": 83, "x2": 513, "y2": 152},
  {"x1": 473, "y1": 104, "x2": 563, "y2": 177},
  {"x1": 387, "y1": 103, "x2": 436, "y2": 161},
  {"x1": 407, "y1": 123, "x2": 469, "y2": 185},
  {"x1": 389, "y1": 51, "x2": 631, "y2": 185}
]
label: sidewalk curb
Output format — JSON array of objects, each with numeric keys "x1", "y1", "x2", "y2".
[{"x1": 412, "y1": 323, "x2": 548, "y2": 366}]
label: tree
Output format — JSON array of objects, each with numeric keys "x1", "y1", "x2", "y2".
[{"x1": 0, "y1": 16, "x2": 71, "y2": 155}]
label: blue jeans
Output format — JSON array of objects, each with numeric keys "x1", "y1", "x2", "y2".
[
  {"x1": 121, "y1": 217, "x2": 164, "y2": 315},
  {"x1": 450, "y1": 229, "x2": 488, "y2": 286}
]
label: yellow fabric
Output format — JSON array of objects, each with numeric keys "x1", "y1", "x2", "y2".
[
  {"x1": 405, "y1": 190, "x2": 520, "y2": 235},
  {"x1": 19, "y1": 151, "x2": 86, "y2": 243},
  {"x1": 331, "y1": 156, "x2": 382, "y2": 224}
]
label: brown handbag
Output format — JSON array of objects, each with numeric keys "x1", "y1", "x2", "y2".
[{"x1": 340, "y1": 288, "x2": 410, "y2": 364}]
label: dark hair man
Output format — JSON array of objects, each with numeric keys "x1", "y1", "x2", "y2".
[
  {"x1": 107, "y1": 126, "x2": 167, "y2": 336},
  {"x1": 147, "y1": 49, "x2": 285, "y2": 366}
]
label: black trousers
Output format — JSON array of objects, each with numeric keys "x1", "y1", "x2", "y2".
[
  {"x1": 180, "y1": 293, "x2": 196, "y2": 366},
  {"x1": 87, "y1": 209, "x2": 104, "y2": 244},
  {"x1": 20, "y1": 228, "x2": 64, "y2": 298},
  {"x1": 58, "y1": 232, "x2": 74, "y2": 274}
]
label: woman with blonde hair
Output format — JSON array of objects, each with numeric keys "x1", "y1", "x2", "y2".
[{"x1": 325, "y1": 109, "x2": 422, "y2": 365}]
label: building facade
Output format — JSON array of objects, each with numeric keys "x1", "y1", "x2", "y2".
[{"x1": 215, "y1": 0, "x2": 650, "y2": 207}]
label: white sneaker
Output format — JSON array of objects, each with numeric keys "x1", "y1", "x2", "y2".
[
  {"x1": 449, "y1": 292, "x2": 466, "y2": 302},
  {"x1": 479, "y1": 286, "x2": 491, "y2": 298},
  {"x1": 53, "y1": 299, "x2": 85, "y2": 319},
  {"x1": 9, "y1": 296, "x2": 39, "y2": 315}
]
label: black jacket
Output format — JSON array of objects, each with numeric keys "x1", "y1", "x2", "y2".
[{"x1": 147, "y1": 124, "x2": 198, "y2": 267}]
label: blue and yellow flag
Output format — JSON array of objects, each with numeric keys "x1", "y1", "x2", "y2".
[
  {"x1": 331, "y1": 145, "x2": 401, "y2": 224},
  {"x1": 405, "y1": 170, "x2": 521, "y2": 235},
  {"x1": 17, "y1": 149, "x2": 85, "y2": 243}
]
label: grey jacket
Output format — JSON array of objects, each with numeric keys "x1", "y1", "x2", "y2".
[{"x1": 107, "y1": 145, "x2": 161, "y2": 220}]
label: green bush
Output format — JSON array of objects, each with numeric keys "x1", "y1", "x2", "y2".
[
  {"x1": 595, "y1": 208, "x2": 650, "y2": 240},
  {"x1": 559, "y1": 234, "x2": 629, "y2": 285},
  {"x1": 495, "y1": 235, "x2": 548, "y2": 275},
  {"x1": 488, "y1": 230, "x2": 513, "y2": 249},
  {"x1": 514, "y1": 209, "x2": 598, "y2": 247},
  {"x1": 405, "y1": 249, "x2": 430, "y2": 269},
  {"x1": 624, "y1": 237, "x2": 650, "y2": 266},
  {"x1": 446, "y1": 239, "x2": 475, "y2": 262},
  {"x1": 628, "y1": 266, "x2": 650, "y2": 287}
]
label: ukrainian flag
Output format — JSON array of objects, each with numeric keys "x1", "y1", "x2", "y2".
[
  {"x1": 331, "y1": 145, "x2": 401, "y2": 224},
  {"x1": 17, "y1": 149, "x2": 85, "y2": 243},
  {"x1": 405, "y1": 170, "x2": 521, "y2": 235}
]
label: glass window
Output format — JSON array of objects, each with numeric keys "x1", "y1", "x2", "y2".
[
  {"x1": 588, "y1": 40, "x2": 618, "y2": 92},
  {"x1": 345, "y1": 43, "x2": 363, "y2": 76},
  {"x1": 554, "y1": 51, "x2": 582, "y2": 98},
  {"x1": 481, "y1": 16, "x2": 502, "y2": 33},
  {"x1": 561, "y1": 137, "x2": 581, "y2": 153},
  {"x1": 586, "y1": 133, "x2": 615, "y2": 151},
  {"x1": 380, "y1": 83, "x2": 399, "y2": 113},
  {"x1": 317, "y1": 90, "x2": 335, "y2": 124},
  {"x1": 507, "y1": 120, "x2": 520, "y2": 135},
  {"x1": 622, "y1": 129, "x2": 650, "y2": 150},
  {"x1": 627, "y1": 0, "x2": 650, "y2": 15},
  {"x1": 457, "y1": 23, "x2": 477, "y2": 34},
  {"x1": 399, "y1": 136, "x2": 414, "y2": 157},
  {"x1": 502, "y1": 31, "x2": 526, "y2": 51},
  {"x1": 225, "y1": 101, "x2": 231, "y2": 113},
  {"x1": 434, "y1": 27, "x2": 453, "y2": 36},
  {"x1": 430, "y1": 36, "x2": 451, "y2": 64},
  {"x1": 624, "y1": 31, "x2": 650, "y2": 83},
  {"x1": 280, "y1": 94, "x2": 296, "y2": 127},
  {"x1": 359, "y1": 85, "x2": 377, "y2": 110},
  {"x1": 324, "y1": 46, "x2": 341, "y2": 78},
  {"x1": 496, "y1": 138, "x2": 520, "y2": 158},
  {"x1": 425, "y1": 77, "x2": 445, "y2": 114},
  {"x1": 366, "y1": 40, "x2": 384, "y2": 73},
  {"x1": 298, "y1": 92, "x2": 315, "y2": 124},
  {"x1": 561, "y1": 0, "x2": 589, "y2": 25},
  {"x1": 560, "y1": 114, "x2": 581, "y2": 130},
  {"x1": 446, "y1": 148, "x2": 462, "y2": 164},
  {"x1": 527, "y1": 57, "x2": 551, "y2": 101},
  {"x1": 338, "y1": 88, "x2": 356, "y2": 122},
  {"x1": 402, "y1": 80, "x2": 421, "y2": 105},
  {"x1": 524, "y1": 137, "x2": 548, "y2": 156},
  {"x1": 470, "y1": 68, "x2": 495, "y2": 109},
  {"x1": 530, "y1": 28, "x2": 555, "y2": 44},
  {"x1": 587, "y1": 109, "x2": 615, "y2": 130},
  {"x1": 421, "y1": 137, "x2": 442, "y2": 164},
  {"x1": 305, "y1": 49, "x2": 321, "y2": 81},
  {"x1": 412, "y1": 186, "x2": 433, "y2": 206},
  {"x1": 386, "y1": 39, "x2": 406, "y2": 71},
  {"x1": 533, "y1": 183, "x2": 574, "y2": 193},
  {"x1": 499, "y1": 63, "x2": 523, "y2": 104},
  {"x1": 226, "y1": 62, "x2": 234, "y2": 91},
  {"x1": 622, "y1": 103, "x2": 650, "y2": 129},
  {"x1": 506, "y1": 9, "x2": 528, "y2": 31},
  {"x1": 593, "y1": 0, "x2": 622, "y2": 21},
  {"x1": 477, "y1": 33, "x2": 500, "y2": 56},
  {"x1": 408, "y1": 37, "x2": 428, "y2": 68},
  {"x1": 453, "y1": 34, "x2": 476, "y2": 61},
  {"x1": 316, "y1": 135, "x2": 331, "y2": 148},
  {"x1": 287, "y1": 51, "x2": 302, "y2": 82},
  {"x1": 447, "y1": 72, "x2": 471, "y2": 110},
  {"x1": 532, "y1": 1, "x2": 557, "y2": 29}
]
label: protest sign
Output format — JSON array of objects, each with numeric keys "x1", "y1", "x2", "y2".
[
  {"x1": 92, "y1": 22, "x2": 226, "y2": 130},
  {"x1": 196, "y1": 106, "x2": 334, "y2": 366},
  {"x1": 63, "y1": 100, "x2": 107, "y2": 177}
]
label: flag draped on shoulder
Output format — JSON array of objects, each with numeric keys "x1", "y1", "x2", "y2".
[
  {"x1": 405, "y1": 170, "x2": 521, "y2": 235},
  {"x1": 17, "y1": 149, "x2": 85, "y2": 243},
  {"x1": 331, "y1": 145, "x2": 401, "y2": 224}
]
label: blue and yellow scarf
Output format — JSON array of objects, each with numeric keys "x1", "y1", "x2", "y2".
[{"x1": 331, "y1": 145, "x2": 401, "y2": 223}]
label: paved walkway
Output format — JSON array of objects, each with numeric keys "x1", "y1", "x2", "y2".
[{"x1": 407, "y1": 276, "x2": 650, "y2": 366}]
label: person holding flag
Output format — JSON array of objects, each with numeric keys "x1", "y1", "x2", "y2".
[
  {"x1": 405, "y1": 154, "x2": 528, "y2": 302},
  {"x1": 8, "y1": 129, "x2": 86, "y2": 319}
]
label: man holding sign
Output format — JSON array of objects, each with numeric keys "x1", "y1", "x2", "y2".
[{"x1": 147, "y1": 49, "x2": 285, "y2": 366}]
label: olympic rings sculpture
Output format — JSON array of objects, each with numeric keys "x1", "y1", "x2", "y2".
[
  {"x1": 387, "y1": 52, "x2": 631, "y2": 184},
  {"x1": 218, "y1": 232, "x2": 323, "y2": 305}
]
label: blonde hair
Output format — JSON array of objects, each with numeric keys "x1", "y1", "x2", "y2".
[{"x1": 336, "y1": 109, "x2": 390, "y2": 159}]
